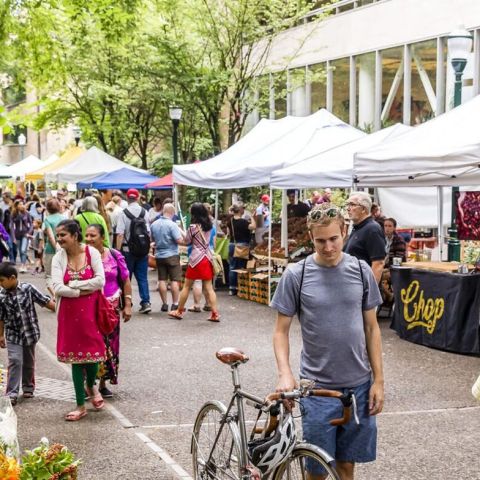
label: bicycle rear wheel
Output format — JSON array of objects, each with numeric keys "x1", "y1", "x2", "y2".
[
  {"x1": 191, "y1": 400, "x2": 242, "y2": 479},
  {"x1": 271, "y1": 444, "x2": 340, "y2": 480}
]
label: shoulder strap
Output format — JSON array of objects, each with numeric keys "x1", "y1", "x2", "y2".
[
  {"x1": 109, "y1": 248, "x2": 124, "y2": 287},
  {"x1": 230, "y1": 218, "x2": 236, "y2": 244},
  {"x1": 124, "y1": 209, "x2": 134, "y2": 220},
  {"x1": 357, "y1": 258, "x2": 367, "y2": 305},
  {"x1": 81, "y1": 213, "x2": 89, "y2": 225},
  {"x1": 296, "y1": 257, "x2": 308, "y2": 318}
]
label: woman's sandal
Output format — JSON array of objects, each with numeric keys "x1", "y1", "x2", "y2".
[
  {"x1": 86, "y1": 387, "x2": 104, "y2": 410},
  {"x1": 187, "y1": 306, "x2": 202, "y2": 313},
  {"x1": 207, "y1": 311, "x2": 221, "y2": 322},
  {"x1": 169, "y1": 309, "x2": 185, "y2": 320},
  {"x1": 65, "y1": 409, "x2": 87, "y2": 422}
]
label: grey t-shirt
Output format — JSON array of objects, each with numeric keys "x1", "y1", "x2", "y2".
[
  {"x1": 270, "y1": 253, "x2": 382, "y2": 388},
  {"x1": 116, "y1": 203, "x2": 150, "y2": 242}
]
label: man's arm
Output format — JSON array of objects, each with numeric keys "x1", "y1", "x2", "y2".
[
  {"x1": 363, "y1": 308, "x2": 384, "y2": 416},
  {"x1": 273, "y1": 313, "x2": 297, "y2": 391},
  {"x1": 371, "y1": 259, "x2": 384, "y2": 284},
  {"x1": 116, "y1": 233, "x2": 124, "y2": 250}
]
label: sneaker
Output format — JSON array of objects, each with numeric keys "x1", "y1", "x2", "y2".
[
  {"x1": 139, "y1": 303, "x2": 152, "y2": 314},
  {"x1": 99, "y1": 387, "x2": 113, "y2": 398},
  {"x1": 160, "y1": 303, "x2": 169, "y2": 312},
  {"x1": 23, "y1": 392, "x2": 34, "y2": 399},
  {"x1": 170, "y1": 304, "x2": 178, "y2": 311},
  {"x1": 19, "y1": 267, "x2": 27, "y2": 273},
  {"x1": 228, "y1": 290, "x2": 237, "y2": 296},
  {"x1": 8, "y1": 396, "x2": 17, "y2": 406}
]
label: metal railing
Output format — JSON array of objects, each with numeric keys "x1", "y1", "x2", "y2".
[{"x1": 302, "y1": 0, "x2": 385, "y2": 23}]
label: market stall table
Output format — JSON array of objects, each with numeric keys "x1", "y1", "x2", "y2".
[{"x1": 390, "y1": 262, "x2": 480, "y2": 355}]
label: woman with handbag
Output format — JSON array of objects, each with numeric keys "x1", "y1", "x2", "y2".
[
  {"x1": 169, "y1": 202, "x2": 220, "y2": 322},
  {"x1": 0, "y1": 220, "x2": 11, "y2": 262},
  {"x1": 52, "y1": 219, "x2": 106, "y2": 421},
  {"x1": 85, "y1": 224, "x2": 132, "y2": 398},
  {"x1": 227, "y1": 203, "x2": 256, "y2": 296}
]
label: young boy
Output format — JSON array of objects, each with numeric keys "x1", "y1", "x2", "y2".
[
  {"x1": 0, "y1": 263, "x2": 55, "y2": 405},
  {"x1": 30, "y1": 219, "x2": 45, "y2": 273}
]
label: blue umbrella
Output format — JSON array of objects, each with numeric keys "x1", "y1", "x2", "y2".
[{"x1": 77, "y1": 167, "x2": 158, "y2": 189}]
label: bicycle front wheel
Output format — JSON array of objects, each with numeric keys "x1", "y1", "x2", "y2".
[
  {"x1": 191, "y1": 400, "x2": 242, "y2": 480},
  {"x1": 272, "y1": 444, "x2": 340, "y2": 480}
]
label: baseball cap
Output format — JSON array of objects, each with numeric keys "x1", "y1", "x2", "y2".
[
  {"x1": 126, "y1": 188, "x2": 140, "y2": 199},
  {"x1": 261, "y1": 194, "x2": 270, "y2": 203}
]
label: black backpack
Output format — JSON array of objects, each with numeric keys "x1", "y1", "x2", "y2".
[{"x1": 124, "y1": 208, "x2": 150, "y2": 257}]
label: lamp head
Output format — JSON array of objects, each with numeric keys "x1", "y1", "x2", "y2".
[
  {"x1": 17, "y1": 133, "x2": 26, "y2": 146},
  {"x1": 447, "y1": 27, "x2": 473, "y2": 61},
  {"x1": 169, "y1": 106, "x2": 183, "y2": 121}
]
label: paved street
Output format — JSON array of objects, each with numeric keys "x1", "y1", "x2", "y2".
[{"x1": 1, "y1": 270, "x2": 479, "y2": 479}]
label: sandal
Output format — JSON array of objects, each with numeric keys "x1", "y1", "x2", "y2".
[
  {"x1": 207, "y1": 311, "x2": 221, "y2": 322},
  {"x1": 65, "y1": 409, "x2": 87, "y2": 422},
  {"x1": 203, "y1": 305, "x2": 212, "y2": 312},
  {"x1": 169, "y1": 308, "x2": 185, "y2": 320},
  {"x1": 86, "y1": 387, "x2": 104, "y2": 410},
  {"x1": 187, "y1": 306, "x2": 202, "y2": 313}
]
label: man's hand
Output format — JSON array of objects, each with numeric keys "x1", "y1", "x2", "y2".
[
  {"x1": 0, "y1": 337, "x2": 6, "y2": 348},
  {"x1": 275, "y1": 372, "x2": 297, "y2": 393},
  {"x1": 368, "y1": 381, "x2": 384, "y2": 415}
]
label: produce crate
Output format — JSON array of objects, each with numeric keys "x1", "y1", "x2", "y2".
[
  {"x1": 249, "y1": 275, "x2": 280, "y2": 305},
  {"x1": 236, "y1": 271, "x2": 251, "y2": 300}
]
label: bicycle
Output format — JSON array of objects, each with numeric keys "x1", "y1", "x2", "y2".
[{"x1": 191, "y1": 347, "x2": 358, "y2": 479}]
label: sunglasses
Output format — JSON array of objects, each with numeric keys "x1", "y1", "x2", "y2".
[
  {"x1": 308, "y1": 206, "x2": 341, "y2": 220},
  {"x1": 346, "y1": 202, "x2": 361, "y2": 208}
]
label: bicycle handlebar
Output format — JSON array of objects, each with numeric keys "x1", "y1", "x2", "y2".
[{"x1": 264, "y1": 388, "x2": 354, "y2": 427}]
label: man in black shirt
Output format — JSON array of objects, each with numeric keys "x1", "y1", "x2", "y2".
[{"x1": 344, "y1": 192, "x2": 386, "y2": 283}]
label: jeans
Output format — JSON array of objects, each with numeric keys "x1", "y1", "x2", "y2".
[
  {"x1": 228, "y1": 243, "x2": 248, "y2": 291},
  {"x1": 124, "y1": 252, "x2": 150, "y2": 305},
  {"x1": 14, "y1": 236, "x2": 28, "y2": 264},
  {"x1": 7, "y1": 237, "x2": 15, "y2": 262}
]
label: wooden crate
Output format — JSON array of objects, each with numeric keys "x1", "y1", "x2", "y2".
[
  {"x1": 237, "y1": 271, "x2": 251, "y2": 300},
  {"x1": 249, "y1": 275, "x2": 279, "y2": 304}
]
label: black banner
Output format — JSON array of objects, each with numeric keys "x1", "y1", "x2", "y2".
[{"x1": 390, "y1": 267, "x2": 480, "y2": 355}]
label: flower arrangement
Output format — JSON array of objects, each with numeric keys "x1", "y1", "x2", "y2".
[{"x1": 0, "y1": 438, "x2": 80, "y2": 480}]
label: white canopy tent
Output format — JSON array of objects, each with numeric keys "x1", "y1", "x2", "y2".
[
  {"x1": 354, "y1": 94, "x2": 480, "y2": 187},
  {"x1": 271, "y1": 123, "x2": 410, "y2": 188},
  {"x1": 8, "y1": 155, "x2": 44, "y2": 179},
  {"x1": 47, "y1": 146, "x2": 146, "y2": 183},
  {"x1": 173, "y1": 109, "x2": 364, "y2": 188}
]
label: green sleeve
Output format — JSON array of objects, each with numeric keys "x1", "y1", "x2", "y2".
[{"x1": 100, "y1": 216, "x2": 110, "y2": 247}]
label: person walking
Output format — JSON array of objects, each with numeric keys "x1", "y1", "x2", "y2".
[
  {"x1": 74, "y1": 197, "x2": 110, "y2": 248},
  {"x1": 344, "y1": 191, "x2": 386, "y2": 283},
  {"x1": 115, "y1": 188, "x2": 151, "y2": 314},
  {"x1": 150, "y1": 203, "x2": 184, "y2": 312},
  {"x1": 0, "y1": 263, "x2": 55, "y2": 405},
  {"x1": 169, "y1": 202, "x2": 220, "y2": 322},
  {"x1": 271, "y1": 204, "x2": 384, "y2": 480},
  {"x1": 10, "y1": 199, "x2": 33, "y2": 272},
  {"x1": 85, "y1": 224, "x2": 132, "y2": 398},
  {"x1": 52, "y1": 219, "x2": 106, "y2": 421},
  {"x1": 227, "y1": 203, "x2": 255, "y2": 296}
]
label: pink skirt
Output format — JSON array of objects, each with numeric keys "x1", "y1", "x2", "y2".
[{"x1": 185, "y1": 257, "x2": 214, "y2": 281}]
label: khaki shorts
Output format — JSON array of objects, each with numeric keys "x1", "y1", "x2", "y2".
[{"x1": 156, "y1": 255, "x2": 182, "y2": 282}]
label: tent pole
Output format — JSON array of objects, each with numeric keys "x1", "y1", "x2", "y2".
[
  {"x1": 437, "y1": 186, "x2": 444, "y2": 261},
  {"x1": 281, "y1": 189, "x2": 288, "y2": 257},
  {"x1": 268, "y1": 186, "x2": 273, "y2": 303},
  {"x1": 173, "y1": 183, "x2": 179, "y2": 215},
  {"x1": 214, "y1": 190, "x2": 219, "y2": 228}
]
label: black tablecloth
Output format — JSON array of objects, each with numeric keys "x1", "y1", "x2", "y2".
[{"x1": 390, "y1": 267, "x2": 480, "y2": 355}]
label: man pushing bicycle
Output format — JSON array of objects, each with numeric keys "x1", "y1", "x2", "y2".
[{"x1": 271, "y1": 203, "x2": 385, "y2": 480}]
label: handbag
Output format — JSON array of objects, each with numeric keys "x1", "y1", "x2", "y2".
[
  {"x1": 96, "y1": 291, "x2": 119, "y2": 336},
  {"x1": 197, "y1": 226, "x2": 225, "y2": 281},
  {"x1": 231, "y1": 219, "x2": 250, "y2": 259},
  {"x1": 0, "y1": 237, "x2": 9, "y2": 256}
]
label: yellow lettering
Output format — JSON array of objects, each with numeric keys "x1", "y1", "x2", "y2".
[{"x1": 400, "y1": 280, "x2": 444, "y2": 334}]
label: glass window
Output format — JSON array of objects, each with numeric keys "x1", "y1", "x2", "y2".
[
  {"x1": 381, "y1": 47, "x2": 404, "y2": 125},
  {"x1": 331, "y1": 58, "x2": 350, "y2": 122},
  {"x1": 410, "y1": 39, "x2": 436, "y2": 124},
  {"x1": 255, "y1": 75, "x2": 270, "y2": 120},
  {"x1": 309, "y1": 63, "x2": 327, "y2": 112},
  {"x1": 272, "y1": 71, "x2": 287, "y2": 118},
  {"x1": 289, "y1": 68, "x2": 306, "y2": 116}
]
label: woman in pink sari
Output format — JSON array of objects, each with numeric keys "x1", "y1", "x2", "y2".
[
  {"x1": 85, "y1": 223, "x2": 132, "y2": 398},
  {"x1": 52, "y1": 219, "x2": 105, "y2": 421}
]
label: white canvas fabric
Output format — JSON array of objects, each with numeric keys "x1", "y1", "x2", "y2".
[
  {"x1": 354, "y1": 95, "x2": 480, "y2": 187},
  {"x1": 173, "y1": 109, "x2": 363, "y2": 188},
  {"x1": 271, "y1": 124, "x2": 410, "y2": 188},
  {"x1": 47, "y1": 146, "x2": 146, "y2": 183}
]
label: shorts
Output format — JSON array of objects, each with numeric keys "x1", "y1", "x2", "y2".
[
  {"x1": 156, "y1": 255, "x2": 182, "y2": 282},
  {"x1": 300, "y1": 379, "x2": 376, "y2": 470}
]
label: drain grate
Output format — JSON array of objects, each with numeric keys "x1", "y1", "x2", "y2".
[{"x1": 0, "y1": 371, "x2": 76, "y2": 402}]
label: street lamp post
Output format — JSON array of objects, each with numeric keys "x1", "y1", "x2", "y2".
[
  {"x1": 18, "y1": 133, "x2": 26, "y2": 161},
  {"x1": 169, "y1": 107, "x2": 182, "y2": 165},
  {"x1": 447, "y1": 28, "x2": 473, "y2": 262},
  {"x1": 72, "y1": 126, "x2": 82, "y2": 147}
]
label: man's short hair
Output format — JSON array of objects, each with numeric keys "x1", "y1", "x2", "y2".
[
  {"x1": 46, "y1": 198, "x2": 60, "y2": 214},
  {"x1": 231, "y1": 203, "x2": 241, "y2": 214},
  {"x1": 307, "y1": 204, "x2": 345, "y2": 231},
  {"x1": 0, "y1": 262, "x2": 18, "y2": 278},
  {"x1": 163, "y1": 203, "x2": 175, "y2": 216},
  {"x1": 349, "y1": 191, "x2": 372, "y2": 212}
]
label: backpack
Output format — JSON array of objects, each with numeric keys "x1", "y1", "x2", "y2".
[{"x1": 124, "y1": 208, "x2": 150, "y2": 257}]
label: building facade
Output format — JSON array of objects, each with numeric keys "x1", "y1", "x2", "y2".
[{"x1": 248, "y1": 0, "x2": 480, "y2": 131}]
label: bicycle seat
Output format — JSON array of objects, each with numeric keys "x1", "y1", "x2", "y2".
[{"x1": 216, "y1": 347, "x2": 249, "y2": 365}]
